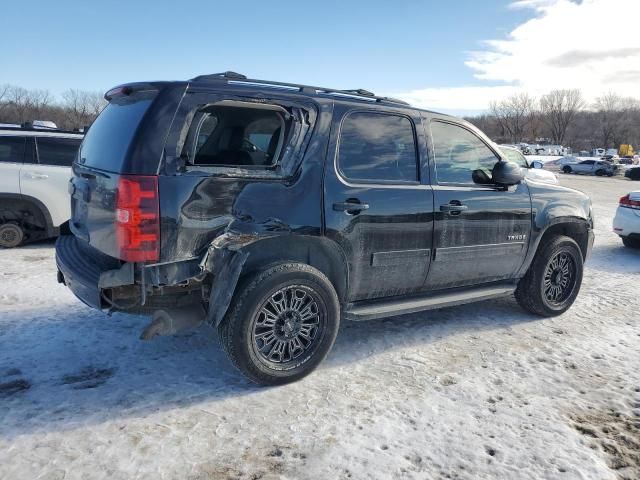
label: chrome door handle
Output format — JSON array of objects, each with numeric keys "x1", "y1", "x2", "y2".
[
  {"x1": 333, "y1": 200, "x2": 370, "y2": 214},
  {"x1": 24, "y1": 172, "x2": 49, "y2": 179},
  {"x1": 440, "y1": 203, "x2": 468, "y2": 214}
]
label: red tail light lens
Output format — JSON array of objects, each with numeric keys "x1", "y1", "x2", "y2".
[
  {"x1": 619, "y1": 194, "x2": 640, "y2": 210},
  {"x1": 115, "y1": 175, "x2": 159, "y2": 262}
]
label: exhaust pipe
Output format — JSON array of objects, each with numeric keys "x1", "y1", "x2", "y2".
[{"x1": 140, "y1": 304, "x2": 205, "y2": 340}]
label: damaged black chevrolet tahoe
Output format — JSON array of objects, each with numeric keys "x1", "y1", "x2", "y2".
[{"x1": 56, "y1": 72, "x2": 595, "y2": 385}]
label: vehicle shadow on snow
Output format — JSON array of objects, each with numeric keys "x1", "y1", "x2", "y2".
[{"x1": 0, "y1": 296, "x2": 540, "y2": 438}]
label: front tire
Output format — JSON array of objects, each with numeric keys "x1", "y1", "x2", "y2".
[
  {"x1": 515, "y1": 235, "x2": 583, "y2": 317},
  {"x1": 562, "y1": 166, "x2": 572, "y2": 174},
  {"x1": 218, "y1": 263, "x2": 340, "y2": 385}
]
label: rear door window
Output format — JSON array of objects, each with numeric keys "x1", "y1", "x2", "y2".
[
  {"x1": 337, "y1": 111, "x2": 418, "y2": 183},
  {"x1": 36, "y1": 137, "x2": 81, "y2": 166},
  {"x1": 0, "y1": 136, "x2": 25, "y2": 163},
  {"x1": 78, "y1": 95, "x2": 153, "y2": 172}
]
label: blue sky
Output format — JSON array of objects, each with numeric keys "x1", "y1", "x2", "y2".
[
  {"x1": 0, "y1": 2, "x2": 528, "y2": 92},
  {"x1": 1, "y1": 0, "x2": 639, "y2": 114}
]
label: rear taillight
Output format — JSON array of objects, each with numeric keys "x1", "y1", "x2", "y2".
[
  {"x1": 619, "y1": 194, "x2": 640, "y2": 210},
  {"x1": 115, "y1": 175, "x2": 159, "y2": 262}
]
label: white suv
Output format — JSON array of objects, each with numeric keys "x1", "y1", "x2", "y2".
[{"x1": 0, "y1": 125, "x2": 83, "y2": 247}]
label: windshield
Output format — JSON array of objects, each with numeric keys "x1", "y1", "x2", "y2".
[
  {"x1": 500, "y1": 147, "x2": 528, "y2": 168},
  {"x1": 78, "y1": 93, "x2": 154, "y2": 172}
]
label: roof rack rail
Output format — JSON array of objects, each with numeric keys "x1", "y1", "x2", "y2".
[
  {"x1": 189, "y1": 73, "x2": 411, "y2": 106},
  {"x1": 343, "y1": 89, "x2": 375, "y2": 97},
  {"x1": 190, "y1": 71, "x2": 247, "y2": 82},
  {"x1": 0, "y1": 124, "x2": 84, "y2": 135}
]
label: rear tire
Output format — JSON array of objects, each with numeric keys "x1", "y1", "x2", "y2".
[
  {"x1": 515, "y1": 235, "x2": 583, "y2": 317},
  {"x1": 622, "y1": 237, "x2": 640, "y2": 249},
  {"x1": 595, "y1": 169, "x2": 604, "y2": 176},
  {"x1": 218, "y1": 263, "x2": 340, "y2": 386},
  {"x1": 0, "y1": 223, "x2": 24, "y2": 248}
]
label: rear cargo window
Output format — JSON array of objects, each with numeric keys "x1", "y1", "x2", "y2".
[{"x1": 78, "y1": 95, "x2": 153, "y2": 172}]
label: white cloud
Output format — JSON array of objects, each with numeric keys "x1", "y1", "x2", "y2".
[{"x1": 394, "y1": 0, "x2": 640, "y2": 113}]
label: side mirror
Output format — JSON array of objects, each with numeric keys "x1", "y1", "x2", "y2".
[
  {"x1": 531, "y1": 160, "x2": 543, "y2": 169},
  {"x1": 492, "y1": 161, "x2": 524, "y2": 186}
]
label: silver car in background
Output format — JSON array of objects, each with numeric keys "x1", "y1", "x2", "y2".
[{"x1": 561, "y1": 159, "x2": 615, "y2": 176}]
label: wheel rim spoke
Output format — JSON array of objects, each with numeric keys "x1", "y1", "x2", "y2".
[
  {"x1": 251, "y1": 285, "x2": 324, "y2": 366},
  {"x1": 542, "y1": 251, "x2": 576, "y2": 306}
]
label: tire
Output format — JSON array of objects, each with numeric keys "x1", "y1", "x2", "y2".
[
  {"x1": 218, "y1": 263, "x2": 340, "y2": 386},
  {"x1": 622, "y1": 237, "x2": 640, "y2": 249},
  {"x1": 595, "y1": 169, "x2": 604, "y2": 176},
  {"x1": 515, "y1": 235, "x2": 583, "y2": 317},
  {"x1": 0, "y1": 223, "x2": 24, "y2": 248},
  {"x1": 562, "y1": 166, "x2": 572, "y2": 174}
]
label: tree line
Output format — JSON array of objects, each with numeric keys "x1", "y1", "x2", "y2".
[
  {"x1": 0, "y1": 84, "x2": 106, "y2": 131},
  {"x1": 466, "y1": 89, "x2": 640, "y2": 152},
  {"x1": 2, "y1": 83, "x2": 639, "y2": 152}
]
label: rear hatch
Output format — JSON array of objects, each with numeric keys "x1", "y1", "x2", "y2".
[{"x1": 69, "y1": 84, "x2": 179, "y2": 262}]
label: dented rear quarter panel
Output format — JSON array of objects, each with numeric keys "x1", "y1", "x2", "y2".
[{"x1": 157, "y1": 90, "x2": 334, "y2": 263}]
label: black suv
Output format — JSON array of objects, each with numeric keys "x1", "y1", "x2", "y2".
[{"x1": 56, "y1": 72, "x2": 594, "y2": 385}]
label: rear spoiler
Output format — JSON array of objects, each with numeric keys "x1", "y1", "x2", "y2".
[{"x1": 104, "y1": 82, "x2": 167, "y2": 101}]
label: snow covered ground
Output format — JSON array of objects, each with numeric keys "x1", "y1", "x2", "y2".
[{"x1": 1, "y1": 176, "x2": 639, "y2": 480}]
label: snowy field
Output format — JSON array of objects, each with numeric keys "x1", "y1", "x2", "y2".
[{"x1": 1, "y1": 176, "x2": 639, "y2": 480}]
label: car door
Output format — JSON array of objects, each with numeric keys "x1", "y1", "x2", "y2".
[
  {"x1": 0, "y1": 135, "x2": 25, "y2": 195},
  {"x1": 323, "y1": 105, "x2": 434, "y2": 302},
  {"x1": 576, "y1": 160, "x2": 594, "y2": 173},
  {"x1": 21, "y1": 136, "x2": 81, "y2": 227},
  {"x1": 424, "y1": 118, "x2": 532, "y2": 290}
]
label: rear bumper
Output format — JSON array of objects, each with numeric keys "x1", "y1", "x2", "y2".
[
  {"x1": 613, "y1": 206, "x2": 640, "y2": 237},
  {"x1": 55, "y1": 235, "x2": 129, "y2": 310}
]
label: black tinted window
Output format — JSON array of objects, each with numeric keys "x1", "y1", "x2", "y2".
[
  {"x1": 79, "y1": 95, "x2": 153, "y2": 172},
  {"x1": 431, "y1": 122, "x2": 499, "y2": 184},
  {"x1": 338, "y1": 112, "x2": 417, "y2": 182},
  {"x1": 36, "y1": 137, "x2": 81, "y2": 166},
  {"x1": 0, "y1": 136, "x2": 25, "y2": 163}
]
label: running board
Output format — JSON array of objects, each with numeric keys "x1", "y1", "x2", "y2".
[{"x1": 343, "y1": 283, "x2": 516, "y2": 321}]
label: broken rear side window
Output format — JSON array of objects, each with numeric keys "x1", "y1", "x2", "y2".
[{"x1": 187, "y1": 105, "x2": 287, "y2": 168}]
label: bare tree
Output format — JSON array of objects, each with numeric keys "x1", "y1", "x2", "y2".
[
  {"x1": 489, "y1": 93, "x2": 536, "y2": 144},
  {"x1": 593, "y1": 93, "x2": 639, "y2": 148},
  {"x1": 62, "y1": 89, "x2": 106, "y2": 128},
  {"x1": 540, "y1": 89, "x2": 585, "y2": 145}
]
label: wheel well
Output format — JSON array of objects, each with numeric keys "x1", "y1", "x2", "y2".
[
  {"x1": 539, "y1": 222, "x2": 589, "y2": 260},
  {"x1": 0, "y1": 194, "x2": 54, "y2": 238},
  {"x1": 239, "y1": 236, "x2": 348, "y2": 302}
]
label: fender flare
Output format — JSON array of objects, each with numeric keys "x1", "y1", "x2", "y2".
[{"x1": 201, "y1": 232, "x2": 349, "y2": 327}]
